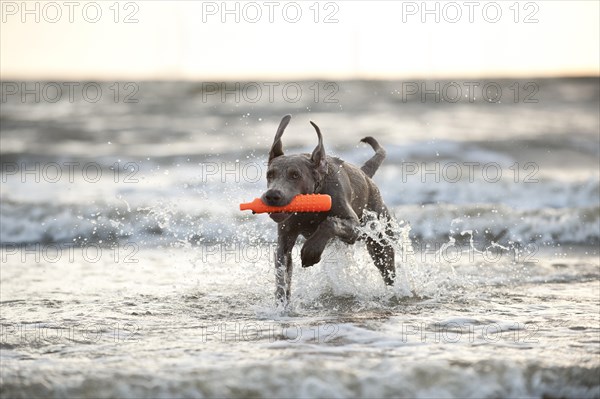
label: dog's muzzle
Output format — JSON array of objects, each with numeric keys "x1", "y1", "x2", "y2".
[
  {"x1": 262, "y1": 189, "x2": 287, "y2": 207},
  {"x1": 262, "y1": 189, "x2": 293, "y2": 223}
]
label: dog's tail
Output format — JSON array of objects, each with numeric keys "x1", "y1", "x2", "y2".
[{"x1": 360, "y1": 137, "x2": 386, "y2": 178}]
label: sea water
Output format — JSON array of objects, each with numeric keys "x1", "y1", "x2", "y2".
[{"x1": 1, "y1": 79, "x2": 598, "y2": 398}]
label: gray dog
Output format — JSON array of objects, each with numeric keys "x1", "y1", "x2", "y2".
[{"x1": 262, "y1": 115, "x2": 396, "y2": 304}]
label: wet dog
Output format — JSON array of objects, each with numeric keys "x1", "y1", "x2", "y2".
[{"x1": 262, "y1": 115, "x2": 395, "y2": 304}]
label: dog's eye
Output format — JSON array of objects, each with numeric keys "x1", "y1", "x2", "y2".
[
  {"x1": 289, "y1": 171, "x2": 300, "y2": 180},
  {"x1": 266, "y1": 171, "x2": 274, "y2": 180}
]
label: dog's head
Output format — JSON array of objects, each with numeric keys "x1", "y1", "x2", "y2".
[{"x1": 262, "y1": 115, "x2": 328, "y2": 223}]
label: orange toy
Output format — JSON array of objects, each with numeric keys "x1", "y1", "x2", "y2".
[{"x1": 240, "y1": 194, "x2": 332, "y2": 214}]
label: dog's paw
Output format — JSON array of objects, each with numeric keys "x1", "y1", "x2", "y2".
[{"x1": 301, "y1": 240, "x2": 325, "y2": 267}]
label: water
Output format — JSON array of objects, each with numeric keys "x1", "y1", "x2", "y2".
[{"x1": 1, "y1": 78, "x2": 599, "y2": 398}]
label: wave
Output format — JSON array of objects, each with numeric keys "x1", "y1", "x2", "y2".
[
  {"x1": 1, "y1": 359, "x2": 598, "y2": 399},
  {"x1": 1, "y1": 197, "x2": 598, "y2": 247}
]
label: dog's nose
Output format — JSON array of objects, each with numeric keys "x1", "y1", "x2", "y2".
[{"x1": 263, "y1": 189, "x2": 284, "y2": 206}]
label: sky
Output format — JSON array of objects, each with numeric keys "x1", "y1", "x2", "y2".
[{"x1": 1, "y1": 1, "x2": 599, "y2": 80}]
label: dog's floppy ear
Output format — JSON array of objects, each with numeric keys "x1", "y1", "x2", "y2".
[
  {"x1": 269, "y1": 114, "x2": 291, "y2": 163},
  {"x1": 309, "y1": 121, "x2": 327, "y2": 174}
]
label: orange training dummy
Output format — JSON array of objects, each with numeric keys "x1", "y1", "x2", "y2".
[{"x1": 240, "y1": 194, "x2": 332, "y2": 214}]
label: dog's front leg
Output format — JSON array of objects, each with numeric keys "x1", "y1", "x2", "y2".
[
  {"x1": 301, "y1": 215, "x2": 359, "y2": 267},
  {"x1": 275, "y1": 225, "x2": 298, "y2": 305}
]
